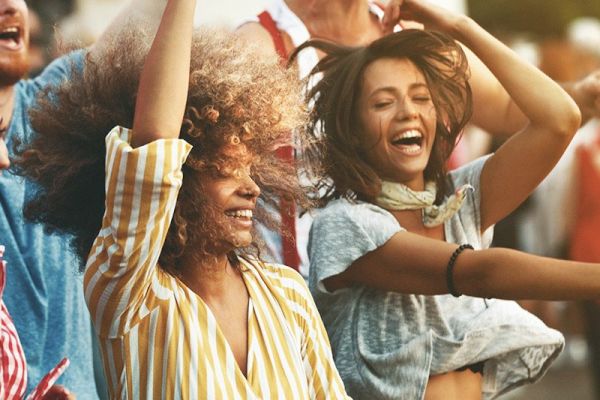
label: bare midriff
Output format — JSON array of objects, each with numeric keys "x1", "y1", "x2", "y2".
[{"x1": 424, "y1": 369, "x2": 483, "y2": 400}]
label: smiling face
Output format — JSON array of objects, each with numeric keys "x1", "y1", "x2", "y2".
[
  {"x1": 0, "y1": 0, "x2": 29, "y2": 86},
  {"x1": 199, "y1": 161, "x2": 261, "y2": 251},
  {"x1": 358, "y1": 57, "x2": 437, "y2": 190}
]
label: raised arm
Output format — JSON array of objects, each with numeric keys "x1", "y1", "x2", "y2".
[
  {"x1": 89, "y1": 1, "x2": 168, "y2": 63},
  {"x1": 444, "y1": 38, "x2": 600, "y2": 136},
  {"x1": 394, "y1": 1, "x2": 581, "y2": 231},
  {"x1": 454, "y1": 19, "x2": 581, "y2": 230},
  {"x1": 383, "y1": 0, "x2": 600, "y2": 134},
  {"x1": 131, "y1": 0, "x2": 195, "y2": 146},
  {"x1": 83, "y1": 0, "x2": 195, "y2": 338}
]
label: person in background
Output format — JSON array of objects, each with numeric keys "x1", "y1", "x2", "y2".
[
  {"x1": 1, "y1": 136, "x2": 72, "y2": 399},
  {"x1": 0, "y1": 0, "x2": 95, "y2": 396}
]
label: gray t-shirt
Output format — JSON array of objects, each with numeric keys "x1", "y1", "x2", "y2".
[{"x1": 308, "y1": 156, "x2": 564, "y2": 400}]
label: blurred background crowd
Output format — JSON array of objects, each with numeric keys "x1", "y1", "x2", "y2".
[{"x1": 24, "y1": 1, "x2": 600, "y2": 399}]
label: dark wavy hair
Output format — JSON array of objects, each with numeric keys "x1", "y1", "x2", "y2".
[
  {"x1": 292, "y1": 29, "x2": 473, "y2": 204},
  {"x1": 13, "y1": 26, "x2": 309, "y2": 274}
]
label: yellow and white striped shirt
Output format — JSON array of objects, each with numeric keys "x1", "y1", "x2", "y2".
[{"x1": 84, "y1": 127, "x2": 349, "y2": 399}]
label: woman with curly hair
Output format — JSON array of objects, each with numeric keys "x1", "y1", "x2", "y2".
[
  {"x1": 301, "y1": 1, "x2": 600, "y2": 399},
  {"x1": 15, "y1": 0, "x2": 349, "y2": 398}
]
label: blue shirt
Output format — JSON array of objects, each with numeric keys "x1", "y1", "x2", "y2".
[{"x1": 0, "y1": 53, "x2": 101, "y2": 399}]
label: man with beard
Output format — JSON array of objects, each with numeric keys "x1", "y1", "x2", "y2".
[{"x1": 0, "y1": 0, "x2": 169, "y2": 397}]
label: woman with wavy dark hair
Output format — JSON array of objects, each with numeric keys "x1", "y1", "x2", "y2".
[
  {"x1": 15, "y1": 0, "x2": 349, "y2": 398},
  {"x1": 300, "y1": 1, "x2": 600, "y2": 399}
]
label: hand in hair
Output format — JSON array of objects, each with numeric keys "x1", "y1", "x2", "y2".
[{"x1": 381, "y1": 0, "x2": 582, "y2": 231}]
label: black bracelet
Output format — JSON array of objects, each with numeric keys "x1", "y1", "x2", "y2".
[{"x1": 446, "y1": 244, "x2": 474, "y2": 297}]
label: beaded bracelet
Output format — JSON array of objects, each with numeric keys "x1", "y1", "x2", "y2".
[{"x1": 446, "y1": 244, "x2": 474, "y2": 297}]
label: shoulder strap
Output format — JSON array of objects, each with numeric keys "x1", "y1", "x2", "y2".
[
  {"x1": 256, "y1": 11, "x2": 300, "y2": 270},
  {"x1": 257, "y1": 11, "x2": 289, "y2": 64}
]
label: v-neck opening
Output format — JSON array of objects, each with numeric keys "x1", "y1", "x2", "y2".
[
  {"x1": 245, "y1": 298, "x2": 255, "y2": 379},
  {"x1": 174, "y1": 266, "x2": 255, "y2": 381}
]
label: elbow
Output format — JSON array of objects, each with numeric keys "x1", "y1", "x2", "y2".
[
  {"x1": 551, "y1": 100, "x2": 582, "y2": 139},
  {"x1": 563, "y1": 102, "x2": 582, "y2": 137}
]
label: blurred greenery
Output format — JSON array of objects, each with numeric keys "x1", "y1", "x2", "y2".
[{"x1": 468, "y1": 0, "x2": 600, "y2": 37}]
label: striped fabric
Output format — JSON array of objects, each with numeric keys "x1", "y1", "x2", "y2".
[
  {"x1": 0, "y1": 246, "x2": 27, "y2": 400},
  {"x1": 25, "y1": 358, "x2": 70, "y2": 400},
  {"x1": 84, "y1": 127, "x2": 349, "y2": 399}
]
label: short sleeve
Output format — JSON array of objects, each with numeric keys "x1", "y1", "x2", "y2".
[
  {"x1": 308, "y1": 199, "x2": 402, "y2": 294},
  {"x1": 84, "y1": 127, "x2": 192, "y2": 338}
]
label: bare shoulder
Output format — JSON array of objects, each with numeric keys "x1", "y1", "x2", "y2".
[{"x1": 235, "y1": 22, "x2": 278, "y2": 58}]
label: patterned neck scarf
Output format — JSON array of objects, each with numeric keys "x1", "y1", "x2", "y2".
[{"x1": 375, "y1": 181, "x2": 473, "y2": 227}]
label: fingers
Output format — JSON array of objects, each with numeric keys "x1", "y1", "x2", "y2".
[
  {"x1": 41, "y1": 385, "x2": 76, "y2": 400},
  {"x1": 399, "y1": 19, "x2": 425, "y2": 30},
  {"x1": 382, "y1": 0, "x2": 403, "y2": 34}
]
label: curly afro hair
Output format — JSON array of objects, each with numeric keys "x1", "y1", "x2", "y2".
[{"x1": 14, "y1": 24, "x2": 309, "y2": 274}]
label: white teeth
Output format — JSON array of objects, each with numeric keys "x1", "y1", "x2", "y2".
[
  {"x1": 402, "y1": 144, "x2": 421, "y2": 153},
  {"x1": 225, "y1": 209, "x2": 253, "y2": 218},
  {"x1": 392, "y1": 129, "x2": 422, "y2": 141},
  {"x1": 1, "y1": 27, "x2": 18, "y2": 34}
]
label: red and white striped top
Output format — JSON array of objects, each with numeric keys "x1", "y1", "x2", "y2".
[{"x1": 0, "y1": 245, "x2": 27, "y2": 400}]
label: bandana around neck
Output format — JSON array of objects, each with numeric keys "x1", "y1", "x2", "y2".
[{"x1": 375, "y1": 181, "x2": 473, "y2": 227}]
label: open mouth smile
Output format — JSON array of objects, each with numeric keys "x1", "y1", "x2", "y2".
[
  {"x1": 391, "y1": 129, "x2": 424, "y2": 155},
  {"x1": 224, "y1": 209, "x2": 254, "y2": 228},
  {"x1": 0, "y1": 26, "x2": 23, "y2": 50}
]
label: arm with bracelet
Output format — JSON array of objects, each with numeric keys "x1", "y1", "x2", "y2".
[{"x1": 299, "y1": 0, "x2": 598, "y2": 399}]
